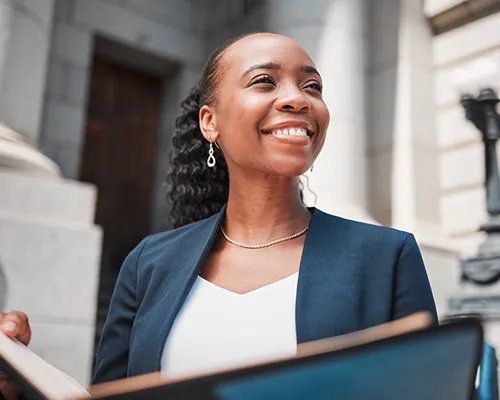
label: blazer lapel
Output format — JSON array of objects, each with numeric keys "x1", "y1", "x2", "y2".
[
  {"x1": 131, "y1": 206, "x2": 226, "y2": 375},
  {"x1": 296, "y1": 209, "x2": 363, "y2": 343}
]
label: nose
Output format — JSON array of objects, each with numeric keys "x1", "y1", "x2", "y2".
[{"x1": 275, "y1": 84, "x2": 311, "y2": 113}]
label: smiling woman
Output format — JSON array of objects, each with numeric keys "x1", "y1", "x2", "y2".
[{"x1": 0, "y1": 32, "x2": 438, "y2": 393}]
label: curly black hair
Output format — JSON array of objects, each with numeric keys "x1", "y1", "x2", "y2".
[
  {"x1": 166, "y1": 34, "x2": 252, "y2": 229},
  {"x1": 166, "y1": 32, "x2": 307, "y2": 229}
]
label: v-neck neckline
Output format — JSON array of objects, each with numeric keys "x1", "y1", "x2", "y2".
[{"x1": 197, "y1": 272, "x2": 299, "y2": 297}]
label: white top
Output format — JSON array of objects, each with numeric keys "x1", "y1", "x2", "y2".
[{"x1": 161, "y1": 272, "x2": 299, "y2": 379}]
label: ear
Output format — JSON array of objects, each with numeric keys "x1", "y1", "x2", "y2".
[{"x1": 199, "y1": 105, "x2": 219, "y2": 142}]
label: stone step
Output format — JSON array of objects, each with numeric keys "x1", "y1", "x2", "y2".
[
  {"x1": 0, "y1": 171, "x2": 98, "y2": 226},
  {"x1": 0, "y1": 206, "x2": 102, "y2": 385}
]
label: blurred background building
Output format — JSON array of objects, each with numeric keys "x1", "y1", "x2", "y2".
[{"x1": 0, "y1": 0, "x2": 499, "y2": 385}]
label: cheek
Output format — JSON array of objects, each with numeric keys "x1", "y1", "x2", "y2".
[
  {"x1": 237, "y1": 94, "x2": 270, "y2": 123},
  {"x1": 216, "y1": 93, "x2": 272, "y2": 165},
  {"x1": 221, "y1": 92, "x2": 271, "y2": 135}
]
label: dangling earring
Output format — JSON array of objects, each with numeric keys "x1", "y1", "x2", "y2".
[
  {"x1": 207, "y1": 133, "x2": 217, "y2": 168},
  {"x1": 310, "y1": 164, "x2": 314, "y2": 172},
  {"x1": 207, "y1": 142, "x2": 216, "y2": 167}
]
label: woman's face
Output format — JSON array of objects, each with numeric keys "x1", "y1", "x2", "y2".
[{"x1": 200, "y1": 33, "x2": 330, "y2": 177}]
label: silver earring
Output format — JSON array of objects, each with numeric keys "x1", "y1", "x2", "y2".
[{"x1": 207, "y1": 142, "x2": 216, "y2": 167}]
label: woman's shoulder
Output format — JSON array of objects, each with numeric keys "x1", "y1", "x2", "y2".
[
  {"x1": 313, "y1": 208, "x2": 415, "y2": 248},
  {"x1": 130, "y1": 211, "x2": 222, "y2": 261}
]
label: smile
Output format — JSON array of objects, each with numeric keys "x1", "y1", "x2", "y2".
[
  {"x1": 261, "y1": 127, "x2": 313, "y2": 137},
  {"x1": 260, "y1": 126, "x2": 313, "y2": 145}
]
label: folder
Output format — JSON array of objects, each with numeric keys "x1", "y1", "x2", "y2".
[{"x1": 0, "y1": 312, "x2": 483, "y2": 400}]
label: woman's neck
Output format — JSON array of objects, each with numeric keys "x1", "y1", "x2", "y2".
[{"x1": 224, "y1": 175, "x2": 311, "y2": 243}]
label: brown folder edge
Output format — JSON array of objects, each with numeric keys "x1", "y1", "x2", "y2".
[{"x1": 84, "y1": 312, "x2": 433, "y2": 399}]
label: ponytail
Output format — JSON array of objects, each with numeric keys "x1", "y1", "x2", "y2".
[{"x1": 166, "y1": 84, "x2": 229, "y2": 229}]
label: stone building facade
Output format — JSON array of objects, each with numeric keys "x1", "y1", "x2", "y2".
[{"x1": 0, "y1": 0, "x2": 497, "y2": 385}]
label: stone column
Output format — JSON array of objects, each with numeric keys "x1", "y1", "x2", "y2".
[
  {"x1": 389, "y1": 0, "x2": 444, "y2": 241},
  {"x1": 0, "y1": 0, "x2": 60, "y2": 175},
  {"x1": 369, "y1": 0, "x2": 460, "y2": 317}
]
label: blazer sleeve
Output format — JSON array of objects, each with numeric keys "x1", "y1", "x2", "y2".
[
  {"x1": 392, "y1": 233, "x2": 438, "y2": 322},
  {"x1": 92, "y1": 237, "x2": 149, "y2": 385}
]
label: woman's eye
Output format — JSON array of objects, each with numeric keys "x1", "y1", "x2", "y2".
[
  {"x1": 251, "y1": 75, "x2": 275, "y2": 85},
  {"x1": 306, "y1": 82, "x2": 323, "y2": 92}
]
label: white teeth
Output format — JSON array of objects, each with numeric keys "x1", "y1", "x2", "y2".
[{"x1": 269, "y1": 128, "x2": 308, "y2": 137}]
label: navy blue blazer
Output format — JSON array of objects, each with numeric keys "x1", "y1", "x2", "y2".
[{"x1": 92, "y1": 206, "x2": 437, "y2": 384}]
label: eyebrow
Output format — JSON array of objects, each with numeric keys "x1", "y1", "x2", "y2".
[{"x1": 242, "y1": 62, "x2": 321, "y2": 78}]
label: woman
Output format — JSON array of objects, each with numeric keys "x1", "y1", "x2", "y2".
[{"x1": 0, "y1": 32, "x2": 436, "y2": 394}]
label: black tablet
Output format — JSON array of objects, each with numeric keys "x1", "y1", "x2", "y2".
[{"x1": 97, "y1": 318, "x2": 483, "y2": 400}]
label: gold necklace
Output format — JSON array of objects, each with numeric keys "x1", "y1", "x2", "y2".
[{"x1": 220, "y1": 226, "x2": 309, "y2": 249}]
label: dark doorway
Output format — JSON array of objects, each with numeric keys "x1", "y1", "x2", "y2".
[{"x1": 80, "y1": 55, "x2": 162, "y2": 351}]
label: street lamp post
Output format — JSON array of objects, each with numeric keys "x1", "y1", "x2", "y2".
[
  {"x1": 449, "y1": 57, "x2": 500, "y2": 318},
  {"x1": 459, "y1": 88, "x2": 500, "y2": 284},
  {"x1": 462, "y1": 89, "x2": 500, "y2": 215}
]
